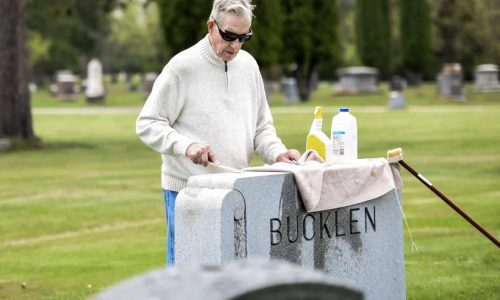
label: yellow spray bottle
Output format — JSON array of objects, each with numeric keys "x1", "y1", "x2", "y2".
[{"x1": 306, "y1": 106, "x2": 333, "y2": 163}]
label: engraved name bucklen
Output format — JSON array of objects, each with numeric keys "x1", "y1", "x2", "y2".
[{"x1": 270, "y1": 206, "x2": 376, "y2": 246}]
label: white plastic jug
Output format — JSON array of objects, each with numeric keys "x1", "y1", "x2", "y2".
[{"x1": 331, "y1": 107, "x2": 357, "y2": 163}]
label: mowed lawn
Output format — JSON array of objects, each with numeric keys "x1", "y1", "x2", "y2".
[{"x1": 1, "y1": 101, "x2": 499, "y2": 298}]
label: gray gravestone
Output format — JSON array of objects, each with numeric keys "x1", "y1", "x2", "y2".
[
  {"x1": 389, "y1": 91, "x2": 406, "y2": 110},
  {"x1": 117, "y1": 71, "x2": 127, "y2": 83},
  {"x1": 437, "y1": 63, "x2": 465, "y2": 102},
  {"x1": 55, "y1": 70, "x2": 78, "y2": 101},
  {"x1": 474, "y1": 64, "x2": 500, "y2": 92},
  {"x1": 335, "y1": 67, "x2": 379, "y2": 94},
  {"x1": 388, "y1": 76, "x2": 406, "y2": 109},
  {"x1": 93, "y1": 259, "x2": 363, "y2": 300},
  {"x1": 0, "y1": 138, "x2": 11, "y2": 151},
  {"x1": 142, "y1": 72, "x2": 157, "y2": 100},
  {"x1": 281, "y1": 77, "x2": 299, "y2": 103},
  {"x1": 85, "y1": 58, "x2": 105, "y2": 103},
  {"x1": 175, "y1": 171, "x2": 406, "y2": 300}
]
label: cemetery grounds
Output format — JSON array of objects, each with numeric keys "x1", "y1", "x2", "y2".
[{"x1": 0, "y1": 82, "x2": 499, "y2": 299}]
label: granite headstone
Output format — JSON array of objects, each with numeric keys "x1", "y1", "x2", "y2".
[
  {"x1": 281, "y1": 77, "x2": 299, "y2": 103},
  {"x1": 55, "y1": 70, "x2": 78, "y2": 101},
  {"x1": 474, "y1": 64, "x2": 500, "y2": 92},
  {"x1": 175, "y1": 170, "x2": 406, "y2": 300},
  {"x1": 335, "y1": 67, "x2": 379, "y2": 94},
  {"x1": 437, "y1": 63, "x2": 465, "y2": 102},
  {"x1": 142, "y1": 72, "x2": 157, "y2": 100},
  {"x1": 93, "y1": 259, "x2": 363, "y2": 300}
]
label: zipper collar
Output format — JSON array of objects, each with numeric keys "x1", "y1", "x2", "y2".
[
  {"x1": 199, "y1": 35, "x2": 230, "y2": 96},
  {"x1": 199, "y1": 34, "x2": 227, "y2": 71}
]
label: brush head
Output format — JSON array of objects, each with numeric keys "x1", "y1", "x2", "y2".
[{"x1": 387, "y1": 148, "x2": 404, "y2": 163}]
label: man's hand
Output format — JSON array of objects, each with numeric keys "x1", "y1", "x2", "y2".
[
  {"x1": 276, "y1": 149, "x2": 301, "y2": 164},
  {"x1": 186, "y1": 142, "x2": 219, "y2": 167}
]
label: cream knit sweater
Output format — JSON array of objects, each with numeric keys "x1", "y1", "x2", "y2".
[{"x1": 136, "y1": 35, "x2": 287, "y2": 191}]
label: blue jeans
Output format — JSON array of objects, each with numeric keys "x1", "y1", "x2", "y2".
[{"x1": 163, "y1": 190, "x2": 178, "y2": 266}]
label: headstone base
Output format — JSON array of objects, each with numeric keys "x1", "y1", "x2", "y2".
[{"x1": 86, "y1": 95, "x2": 105, "y2": 103}]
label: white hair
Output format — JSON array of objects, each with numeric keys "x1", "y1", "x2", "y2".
[{"x1": 209, "y1": 0, "x2": 255, "y2": 23}]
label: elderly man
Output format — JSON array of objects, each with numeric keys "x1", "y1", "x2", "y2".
[{"x1": 136, "y1": 0, "x2": 300, "y2": 266}]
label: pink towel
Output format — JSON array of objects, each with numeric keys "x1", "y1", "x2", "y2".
[{"x1": 245, "y1": 154, "x2": 402, "y2": 212}]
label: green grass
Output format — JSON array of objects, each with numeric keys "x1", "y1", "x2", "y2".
[{"x1": 2, "y1": 85, "x2": 500, "y2": 299}]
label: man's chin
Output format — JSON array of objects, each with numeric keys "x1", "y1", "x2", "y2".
[{"x1": 223, "y1": 51, "x2": 237, "y2": 61}]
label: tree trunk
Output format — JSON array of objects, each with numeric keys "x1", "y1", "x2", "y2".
[
  {"x1": 296, "y1": 70, "x2": 311, "y2": 102},
  {"x1": 404, "y1": 70, "x2": 422, "y2": 87},
  {"x1": 295, "y1": 60, "x2": 318, "y2": 102},
  {"x1": 0, "y1": 0, "x2": 37, "y2": 143}
]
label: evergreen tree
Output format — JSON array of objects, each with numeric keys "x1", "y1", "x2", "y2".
[
  {"x1": 155, "y1": 0, "x2": 339, "y2": 102},
  {"x1": 400, "y1": 0, "x2": 432, "y2": 84},
  {"x1": 430, "y1": 0, "x2": 500, "y2": 78},
  {"x1": 102, "y1": 1, "x2": 165, "y2": 73},
  {"x1": 156, "y1": 0, "x2": 212, "y2": 59},
  {"x1": 282, "y1": 0, "x2": 340, "y2": 101},
  {"x1": 355, "y1": 0, "x2": 391, "y2": 78},
  {"x1": 244, "y1": 0, "x2": 283, "y2": 69},
  {"x1": 27, "y1": 0, "x2": 118, "y2": 75},
  {"x1": 156, "y1": 0, "x2": 284, "y2": 71}
]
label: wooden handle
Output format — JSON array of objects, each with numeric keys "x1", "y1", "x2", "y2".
[{"x1": 399, "y1": 160, "x2": 499, "y2": 248}]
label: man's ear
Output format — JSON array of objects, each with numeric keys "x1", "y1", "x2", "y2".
[{"x1": 207, "y1": 19, "x2": 214, "y2": 33}]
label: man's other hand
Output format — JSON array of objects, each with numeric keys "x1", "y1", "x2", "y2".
[{"x1": 276, "y1": 149, "x2": 301, "y2": 164}]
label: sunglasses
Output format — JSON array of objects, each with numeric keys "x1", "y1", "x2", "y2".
[{"x1": 214, "y1": 20, "x2": 253, "y2": 43}]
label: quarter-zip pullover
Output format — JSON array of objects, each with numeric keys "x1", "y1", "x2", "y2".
[{"x1": 136, "y1": 35, "x2": 287, "y2": 191}]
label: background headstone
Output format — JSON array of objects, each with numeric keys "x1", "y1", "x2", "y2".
[
  {"x1": 0, "y1": 138, "x2": 12, "y2": 151},
  {"x1": 29, "y1": 82, "x2": 38, "y2": 93},
  {"x1": 437, "y1": 63, "x2": 465, "y2": 102},
  {"x1": 55, "y1": 70, "x2": 78, "y2": 101},
  {"x1": 474, "y1": 64, "x2": 500, "y2": 92},
  {"x1": 335, "y1": 67, "x2": 379, "y2": 94},
  {"x1": 93, "y1": 259, "x2": 363, "y2": 300},
  {"x1": 175, "y1": 171, "x2": 406, "y2": 300},
  {"x1": 117, "y1": 71, "x2": 127, "y2": 83},
  {"x1": 281, "y1": 77, "x2": 299, "y2": 103},
  {"x1": 264, "y1": 80, "x2": 274, "y2": 103},
  {"x1": 85, "y1": 58, "x2": 106, "y2": 103},
  {"x1": 142, "y1": 72, "x2": 157, "y2": 100},
  {"x1": 388, "y1": 75, "x2": 406, "y2": 109}
]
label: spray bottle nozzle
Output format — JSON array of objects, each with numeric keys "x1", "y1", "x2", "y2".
[{"x1": 314, "y1": 106, "x2": 323, "y2": 119}]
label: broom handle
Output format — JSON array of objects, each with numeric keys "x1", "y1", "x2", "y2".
[{"x1": 399, "y1": 160, "x2": 500, "y2": 248}]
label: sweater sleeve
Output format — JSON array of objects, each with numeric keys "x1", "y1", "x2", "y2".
[
  {"x1": 136, "y1": 68, "x2": 194, "y2": 156},
  {"x1": 253, "y1": 70, "x2": 288, "y2": 164}
]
